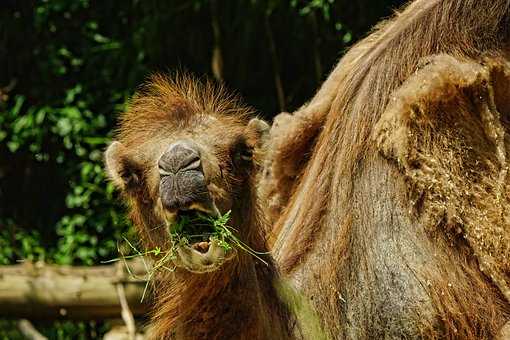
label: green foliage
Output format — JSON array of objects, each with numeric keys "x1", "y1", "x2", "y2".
[
  {"x1": 0, "y1": 0, "x2": 136, "y2": 267},
  {"x1": 0, "y1": 78, "x2": 128, "y2": 265},
  {"x1": 0, "y1": 222, "x2": 46, "y2": 264},
  {"x1": 292, "y1": 0, "x2": 334, "y2": 19},
  {"x1": 0, "y1": 321, "x2": 21, "y2": 340},
  {"x1": 167, "y1": 210, "x2": 268, "y2": 262}
]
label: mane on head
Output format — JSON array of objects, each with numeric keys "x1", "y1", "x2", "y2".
[
  {"x1": 116, "y1": 73, "x2": 253, "y2": 148},
  {"x1": 272, "y1": 0, "x2": 510, "y2": 337}
]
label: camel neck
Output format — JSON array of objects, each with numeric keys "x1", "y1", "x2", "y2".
[{"x1": 168, "y1": 257, "x2": 291, "y2": 340}]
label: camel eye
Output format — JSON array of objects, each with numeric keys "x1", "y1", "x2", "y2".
[
  {"x1": 232, "y1": 139, "x2": 253, "y2": 164},
  {"x1": 240, "y1": 149, "x2": 253, "y2": 161}
]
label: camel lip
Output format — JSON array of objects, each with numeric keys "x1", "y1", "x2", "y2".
[
  {"x1": 175, "y1": 238, "x2": 236, "y2": 273},
  {"x1": 182, "y1": 238, "x2": 222, "y2": 258},
  {"x1": 163, "y1": 199, "x2": 220, "y2": 224},
  {"x1": 180, "y1": 241, "x2": 213, "y2": 258},
  {"x1": 181, "y1": 200, "x2": 220, "y2": 217},
  {"x1": 190, "y1": 240, "x2": 211, "y2": 254}
]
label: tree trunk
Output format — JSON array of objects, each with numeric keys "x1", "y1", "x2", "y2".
[{"x1": 0, "y1": 260, "x2": 150, "y2": 320}]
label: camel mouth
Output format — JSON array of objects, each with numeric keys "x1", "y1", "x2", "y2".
[
  {"x1": 174, "y1": 209, "x2": 216, "y2": 251},
  {"x1": 174, "y1": 238, "x2": 236, "y2": 273},
  {"x1": 164, "y1": 206, "x2": 236, "y2": 273}
]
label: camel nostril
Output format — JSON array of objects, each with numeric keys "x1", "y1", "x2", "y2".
[
  {"x1": 158, "y1": 141, "x2": 202, "y2": 175},
  {"x1": 179, "y1": 154, "x2": 201, "y2": 172},
  {"x1": 158, "y1": 154, "x2": 200, "y2": 176},
  {"x1": 158, "y1": 165, "x2": 173, "y2": 177}
]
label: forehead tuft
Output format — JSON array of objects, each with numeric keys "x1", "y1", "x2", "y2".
[{"x1": 116, "y1": 73, "x2": 253, "y2": 147}]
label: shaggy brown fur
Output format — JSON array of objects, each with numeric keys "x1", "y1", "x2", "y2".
[
  {"x1": 106, "y1": 0, "x2": 510, "y2": 338},
  {"x1": 375, "y1": 55, "x2": 510, "y2": 304},
  {"x1": 106, "y1": 75, "x2": 293, "y2": 339},
  {"x1": 264, "y1": 0, "x2": 510, "y2": 338},
  {"x1": 261, "y1": 111, "x2": 322, "y2": 236},
  {"x1": 261, "y1": 64, "x2": 344, "y2": 231}
]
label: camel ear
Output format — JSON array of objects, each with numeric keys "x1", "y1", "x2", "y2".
[
  {"x1": 247, "y1": 118, "x2": 270, "y2": 147},
  {"x1": 104, "y1": 141, "x2": 141, "y2": 190}
]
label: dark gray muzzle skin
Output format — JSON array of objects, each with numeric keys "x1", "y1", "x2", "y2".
[{"x1": 158, "y1": 140, "x2": 211, "y2": 211}]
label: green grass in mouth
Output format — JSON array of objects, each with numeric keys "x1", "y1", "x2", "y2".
[{"x1": 104, "y1": 210, "x2": 269, "y2": 302}]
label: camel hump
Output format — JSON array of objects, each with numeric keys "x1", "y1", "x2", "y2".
[{"x1": 374, "y1": 54, "x2": 510, "y2": 303}]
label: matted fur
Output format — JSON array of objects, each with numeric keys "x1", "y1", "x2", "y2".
[
  {"x1": 375, "y1": 55, "x2": 510, "y2": 303},
  {"x1": 265, "y1": 0, "x2": 510, "y2": 338}
]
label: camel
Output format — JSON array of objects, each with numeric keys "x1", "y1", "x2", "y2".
[
  {"x1": 264, "y1": 0, "x2": 510, "y2": 338},
  {"x1": 105, "y1": 0, "x2": 510, "y2": 338},
  {"x1": 105, "y1": 75, "x2": 293, "y2": 339}
]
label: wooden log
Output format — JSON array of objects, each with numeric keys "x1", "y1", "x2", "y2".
[{"x1": 0, "y1": 259, "x2": 151, "y2": 320}]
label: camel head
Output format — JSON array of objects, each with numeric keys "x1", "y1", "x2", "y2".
[{"x1": 105, "y1": 75, "x2": 269, "y2": 273}]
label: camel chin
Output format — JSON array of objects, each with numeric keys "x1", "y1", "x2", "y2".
[{"x1": 173, "y1": 238, "x2": 237, "y2": 274}]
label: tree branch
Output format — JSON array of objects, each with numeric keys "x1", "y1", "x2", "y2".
[
  {"x1": 265, "y1": 15, "x2": 286, "y2": 112},
  {"x1": 210, "y1": 0, "x2": 223, "y2": 81},
  {"x1": 17, "y1": 319, "x2": 47, "y2": 340},
  {"x1": 0, "y1": 260, "x2": 149, "y2": 320},
  {"x1": 116, "y1": 279, "x2": 137, "y2": 340}
]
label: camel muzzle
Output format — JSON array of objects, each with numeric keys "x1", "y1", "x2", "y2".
[{"x1": 158, "y1": 139, "x2": 215, "y2": 215}]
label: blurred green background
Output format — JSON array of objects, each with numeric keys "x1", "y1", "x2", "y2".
[{"x1": 0, "y1": 0, "x2": 403, "y2": 338}]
